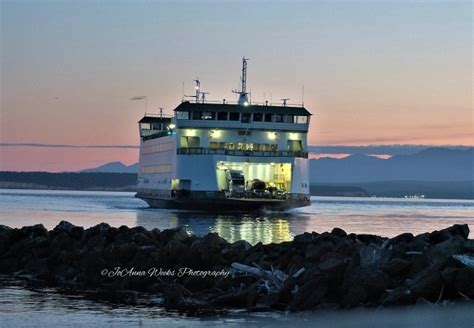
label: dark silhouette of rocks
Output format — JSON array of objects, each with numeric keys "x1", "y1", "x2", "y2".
[{"x1": 0, "y1": 222, "x2": 472, "y2": 313}]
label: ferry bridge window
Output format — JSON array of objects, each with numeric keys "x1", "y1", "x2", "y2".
[
  {"x1": 245, "y1": 143, "x2": 253, "y2": 151},
  {"x1": 210, "y1": 142, "x2": 218, "y2": 150},
  {"x1": 253, "y1": 113, "x2": 263, "y2": 122},
  {"x1": 228, "y1": 143, "x2": 235, "y2": 150},
  {"x1": 180, "y1": 136, "x2": 200, "y2": 148},
  {"x1": 219, "y1": 142, "x2": 227, "y2": 149},
  {"x1": 275, "y1": 114, "x2": 284, "y2": 123},
  {"x1": 285, "y1": 115, "x2": 295, "y2": 123},
  {"x1": 241, "y1": 112, "x2": 251, "y2": 123},
  {"x1": 287, "y1": 140, "x2": 303, "y2": 151},
  {"x1": 262, "y1": 143, "x2": 270, "y2": 151},
  {"x1": 192, "y1": 111, "x2": 202, "y2": 120},
  {"x1": 264, "y1": 113, "x2": 274, "y2": 122},
  {"x1": 140, "y1": 123, "x2": 151, "y2": 130},
  {"x1": 229, "y1": 112, "x2": 240, "y2": 121},
  {"x1": 152, "y1": 123, "x2": 162, "y2": 130},
  {"x1": 202, "y1": 111, "x2": 216, "y2": 120},
  {"x1": 237, "y1": 143, "x2": 244, "y2": 151},
  {"x1": 271, "y1": 144, "x2": 278, "y2": 151},
  {"x1": 177, "y1": 111, "x2": 189, "y2": 120},
  {"x1": 253, "y1": 143, "x2": 261, "y2": 151},
  {"x1": 217, "y1": 111, "x2": 228, "y2": 120},
  {"x1": 295, "y1": 116, "x2": 308, "y2": 124}
]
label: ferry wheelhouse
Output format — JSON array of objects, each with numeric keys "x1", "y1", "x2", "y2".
[{"x1": 136, "y1": 58, "x2": 312, "y2": 211}]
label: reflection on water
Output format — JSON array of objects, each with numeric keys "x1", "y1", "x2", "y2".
[
  {"x1": 135, "y1": 210, "x2": 294, "y2": 244},
  {"x1": 0, "y1": 189, "x2": 473, "y2": 244}
]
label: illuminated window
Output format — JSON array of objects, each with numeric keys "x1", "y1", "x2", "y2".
[
  {"x1": 210, "y1": 142, "x2": 218, "y2": 150},
  {"x1": 271, "y1": 144, "x2": 278, "y2": 151},
  {"x1": 202, "y1": 112, "x2": 215, "y2": 120},
  {"x1": 180, "y1": 136, "x2": 200, "y2": 148},
  {"x1": 295, "y1": 116, "x2": 307, "y2": 124},
  {"x1": 237, "y1": 143, "x2": 244, "y2": 151},
  {"x1": 262, "y1": 143, "x2": 270, "y2": 151},
  {"x1": 219, "y1": 142, "x2": 227, "y2": 149},
  {"x1": 287, "y1": 140, "x2": 303, "y2": 151},
  {"x1": 228, "y1": 143, "x2": 235, "y2": 150},
  {"x1": 253, "y1": 143, "x2": 261, "y2": 151}
]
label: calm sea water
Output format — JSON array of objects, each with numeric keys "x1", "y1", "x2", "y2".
[
  {"x1": 1, "y1": 189, "x2": 473, "y2": 243},
  {"x1": 1, "y1": 189, "x2": 473, "y2": 326}
]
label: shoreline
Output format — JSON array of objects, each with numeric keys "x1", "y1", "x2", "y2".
[{"x1": 0, "y1": 222, "x2": 473, "y2": 313}]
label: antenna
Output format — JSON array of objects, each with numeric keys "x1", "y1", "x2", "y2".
[
  {"x1": 302, "y1": 85, "x2": 305, "y2": 106},
  {"x1": 159, "y1": 107, "x2": 164, "y2": 118},
  {"x1": 200, "y1": 92, "x2": 209, "y2": 103},
  {"x1": 184, "y1": 78, "x2": 201, "y2": 103},
  {"x1": 281, "y1": 98, "x2": 289, "y2": 107},
  {"x1": 232, "y1": 57, "x2": 250, "y2": 105}
]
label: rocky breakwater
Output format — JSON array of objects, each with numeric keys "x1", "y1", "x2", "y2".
[{"x1": 0, "y1": 221, "x2": 473, "y2": 312}]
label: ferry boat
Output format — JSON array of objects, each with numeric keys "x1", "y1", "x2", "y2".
[{"x1": 136, "y1": 58, "x2": 312, "y2": 211}]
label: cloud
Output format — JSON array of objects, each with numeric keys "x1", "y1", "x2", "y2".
[{"x1": 0, "y1": 143, "x2": 139, "y2": 149}]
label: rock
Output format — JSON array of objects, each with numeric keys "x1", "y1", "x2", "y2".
[
  {"x1": 381, "y1": 286, "x2": 414, "y2": 305},
  {"x1": 290, "y1": 276, "x2": 328, "y2": 310},
  {"x1": 390, "y1": 233, "x2": 414, "y2": 245},
  {"x1": 382, "y1": 258, "x2": 412, "y2": 277},
  {"x1": 132, "y1": 233, "x2": 154, "y2": 246},
  {"x1": 318, "y1": 257, "x2": 346, "y2": 275},
  {"x1": 427, "y1": 235, "x2": 466, "y2": 265},
  {"x1": 358, "y1": 244, "x2": 391, "y2": 268},
  {"x1": 342, "y1": 285, "x2": 368, "y2": 307},
  {"x1": 305, "y1": 241, "x2": 333, "y2": 260},
  {"x1": 429, "y1": 224, "x2": 470, "y2": 244},
  {"x1": 21, "y1": 224, "x2": 48, "y2": 239},
  {"x1": 331, "y1": 228, "x2": 347, "y2": 238},
  {"x1": 407, "y1": 265, "x2": 444, "y2": 301},
  {"x1": 455, "y1": 267, "x2": 474, "y2": 298},
  {"x1": 293, "y1": 232, "x2": 317, "y2": 244},
  {"x1": 160, "y1": 227, "x2": 190, "y2": 245}
]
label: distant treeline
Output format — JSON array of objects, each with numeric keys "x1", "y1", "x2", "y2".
[
  {"x1": 309, "y1": 185, "x2": 369, "y2": 197},
  {"x1": 0, "y1": 172, "x2": 472, "y2": 199},
  {"x1": 0, "y1": 172, "x2": 137, "y2": 191}
]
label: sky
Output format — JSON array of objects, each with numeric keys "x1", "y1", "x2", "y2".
[{"x1": 1, "y1": 0, "x2": 472, "y2": 171}]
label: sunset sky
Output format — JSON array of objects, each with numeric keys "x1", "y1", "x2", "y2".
[{"x1": 1, "y1": 0, "x2": 472, "y2": 171}]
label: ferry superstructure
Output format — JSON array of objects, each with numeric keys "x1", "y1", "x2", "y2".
[{"x1": 136, "y1": 58, "x2": 312, "y2": 211}]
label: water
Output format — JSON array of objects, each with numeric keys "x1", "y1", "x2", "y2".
[
  {"x1": 1, "y1": 278, "x2": 473, "y2": 328},
  {"x1": 0, "y1": 189, "x2": 473, "y2": 243},
  {"x1": 1, "y1": 189, "x2": 473, "y2": 326}
]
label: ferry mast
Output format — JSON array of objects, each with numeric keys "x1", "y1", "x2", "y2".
[{"x1": 233, "y1": 57, "x2": 249, "y2": 105}]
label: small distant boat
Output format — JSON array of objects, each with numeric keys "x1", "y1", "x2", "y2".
[
  {"x1": 135, "y1": 58, "x2": 312, "y2": 211},
  {"x1": 404, "y1": 194, "x2": 426, "y2": 199}
]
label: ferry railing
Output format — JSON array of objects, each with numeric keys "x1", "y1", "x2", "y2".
[
  {"x1": 181, "y1": 100, "x2": 305, "y2": 108},
  {"x1": 177, "y1": 147, "x2": 308, "y2": 158}
]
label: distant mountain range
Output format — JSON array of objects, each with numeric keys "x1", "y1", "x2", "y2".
[
  {"x1": 81, "y1": 147, "x2": 473, "y2": 183},
  {"x1": 311, "y1": 148, "x2": 473, "y2": 183},
  {"x1": 80, "y1": 161, "x2": 138, "y2": 174}
]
